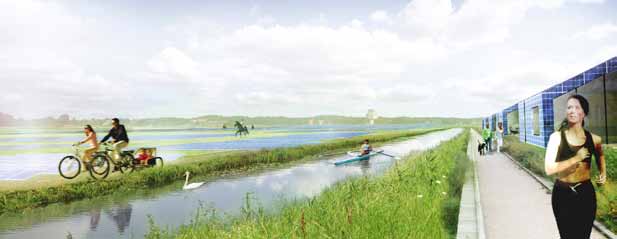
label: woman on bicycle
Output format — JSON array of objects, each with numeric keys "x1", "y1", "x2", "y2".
[{"x1": 76, "y1": 125, "x2": 99, "y2": 166}]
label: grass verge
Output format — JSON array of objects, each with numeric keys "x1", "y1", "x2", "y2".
[
  {"x1": 0, "y1": 128, "x2": 443, "y2": 215},
  {"x1": 501, "y1": 135, "x2": 617, "y2": 234},
  {"x1": 144, "y1": 129, "x2": 470, "y2": 239}
]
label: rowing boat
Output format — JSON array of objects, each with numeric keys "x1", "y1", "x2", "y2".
[{"x1": 334, "y1": 150, "x2": 384, "y2": 166}]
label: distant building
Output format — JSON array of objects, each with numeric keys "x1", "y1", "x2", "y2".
[{"x1": 366, "y1": 109, "x2": 377, "y2": 125}]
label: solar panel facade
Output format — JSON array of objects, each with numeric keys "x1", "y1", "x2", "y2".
[
  {"x1": 487, "y1": 56, "x2": 617, "y2": 148},
  {"x1": 502, "y1": 104, "x2": 518, "y2": 136}
]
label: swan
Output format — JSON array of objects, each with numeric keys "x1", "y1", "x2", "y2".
[{"x1": 183, "y1": 171, "x2": 204, "y2": 190}]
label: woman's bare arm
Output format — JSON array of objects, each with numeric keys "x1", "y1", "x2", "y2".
[
  {"x1": 593, "y1": 134, "x2": 606, "y2": 183},
  {"x1": 80, "y1": 133, "x2": 95, "y2": 145}
]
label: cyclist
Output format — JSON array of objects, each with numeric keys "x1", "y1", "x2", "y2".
[
  {"x1": 100, "y1": 118, "x2": 130, "y2": 170},
  {"x1": 75, "y1": 125, "x2": 99, "y2": 169}
]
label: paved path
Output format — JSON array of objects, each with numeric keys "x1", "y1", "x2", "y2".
[{"x1": 473, "y1": 132, "x2": 607, "y2": 239}]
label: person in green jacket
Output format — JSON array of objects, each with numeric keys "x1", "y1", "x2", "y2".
[{"x1": 482, "y1": 124, "x2": 492, "y2": 152}]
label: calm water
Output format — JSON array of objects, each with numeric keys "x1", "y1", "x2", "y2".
[{"x1": 0, "y1": 129, "x2": 461, "y2": 239}]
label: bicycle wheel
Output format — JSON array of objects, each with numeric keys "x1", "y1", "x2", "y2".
[
  {"x1": 58, "y1": 156, "x2": 81, "y2": 179},
  {"x1": 119, "y1": 153, "x2": 136, "y2": 174},
  {"x1": 89, "y1": 155, "x2": 110, "y2": 180}
]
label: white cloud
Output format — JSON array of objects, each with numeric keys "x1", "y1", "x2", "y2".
[
  {"x1": 593, "y1": 45, "x2": 617, "y2": 61},
  {"x1": 147, "y1": 47, "x2": 199, "y2": 79},
  {"x1": 167, "y1": 21, "x2": 448, "y2": 115},
  {"x1": 573, "y1": 23, "x2": 617, "y2": 40},
  {"x1": 249, "y1": 4, "x2": 261, "y2": 17},
  {"x1": 1, "y1": 0, "x2": 615, "y2": 119},
  {"x1": 370, "y1": 10, "x2": 392, "y2": 24},
  {"x1": 397, "y1": 0, "x2": 569, "y2": 48},
  {"x1": 256, "y1": 15, "x2": 276, "y2": 25},
  {"x1": 350, "y1": 19, "x2": 364, "y2": 28},
  {"x1": 399, "y1": 0, "x2": 454, "y2": 33},
  {"x1": 573, "y1": 0, "x2": 605, "y2": 3},
  {"x1": 447, "y1": 57, "x2": 586, "y2": 115},
  {"x1": 0, "y1": 0, "x2": 86, "y2": 48}
]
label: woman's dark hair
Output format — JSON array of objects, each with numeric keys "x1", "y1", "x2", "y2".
[
  {"x1": 112, "y1": 118, "x2": 120, "y2": 124},
  {"x1": 84, "y1": 125, "x2": 95, "y2": 134},
  {"x1": 558, "y1": 94, "x2": 589, "y2": 131}
]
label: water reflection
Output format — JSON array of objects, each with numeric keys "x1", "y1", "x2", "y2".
[
  {"x1": 89, "y1": 209, "x2": 100, "y2": 231},
  {"x1": 106, "y1": 204, "x2": 132, "y2": 233},
  {"x1": 359, "y1": 160, "x2": 371, "y2": 175},
  {"x1": 88, "y1": 204, "x2": 133, "y2": 233}
]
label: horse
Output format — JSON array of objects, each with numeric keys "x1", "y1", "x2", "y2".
[{"x1": 234, "y1": 121, "x2": 249, "y2": 136}]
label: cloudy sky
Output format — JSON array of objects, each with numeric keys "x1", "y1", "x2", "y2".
[{"x1": 1, "y1": 0, "x2": 616, "y2": 119}]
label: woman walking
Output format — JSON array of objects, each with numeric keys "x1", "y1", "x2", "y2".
[
  {"x1": 544, "y1": 94, "x2": 607, "y2": 239},
  {"x1": 496, "y1": 122, "x2": 504, "y2": 152}
]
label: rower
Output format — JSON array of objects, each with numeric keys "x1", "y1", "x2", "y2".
[{"x1": 360, "y1": 139, "x2": 372, "y2": 156}]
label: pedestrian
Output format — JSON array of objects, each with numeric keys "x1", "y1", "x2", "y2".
[
  {"x1": 496, "y1": 122, "x2": 504, "y2": 152},
  {"x1": 482, "y1": 124, "x2": 492, "y2": 153},
  {"x1": 544, "y1": 94, "x2": 607, "y2": 239}
]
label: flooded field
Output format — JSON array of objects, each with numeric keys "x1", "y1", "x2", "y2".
[{"x1": 0, "y1": 125, "x2": 429, "y2": 180}]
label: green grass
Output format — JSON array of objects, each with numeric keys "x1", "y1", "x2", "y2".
[
  {"x1": 144, "y1": 130, "x2": 470, "y2": 239},
  {"x1": 501, "y1": 135, "x2": 617, "y2": 234},
  {"x1": 0, "y1": 150, "x2": 228, "y2": 192},
  {"x1": 0, "y1": 128, "x2": 444, "y2": 215},
  {"x1": 501, "y1": 135, "x2": 553, "y2": 179}
]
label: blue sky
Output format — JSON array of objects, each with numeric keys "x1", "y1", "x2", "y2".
[{"x1": 0, "y1": 0, "x2": 615, "y2": 119}]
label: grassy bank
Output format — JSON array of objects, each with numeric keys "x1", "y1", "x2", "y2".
[
  {"x1": 0, "y1": 150, "x2": 233, "y2": 192},
  {"x1": 501, "y1": 135, "x2": 553, "y2": 179},
  {"x1": 501, "y1": 135, "x2": 617, "y2": 233},
  {"x1": 0, "y1": 128, "x2": 443, "y2": 215},
  {"x1": 145, "y1": 130, "x2": 470, "y2": 239}
]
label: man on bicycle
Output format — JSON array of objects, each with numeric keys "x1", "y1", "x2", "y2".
[{"x1": 100, "y1": 118, "x2": 130, "y2": 171}]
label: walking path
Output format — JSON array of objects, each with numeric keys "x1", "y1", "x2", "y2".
[{"x1": 471, "y1": 131, "x2": 607, "y2": 239}]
